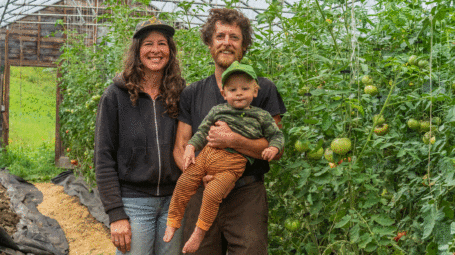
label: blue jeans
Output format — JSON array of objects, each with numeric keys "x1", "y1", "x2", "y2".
[{"x1": 116, "y1": 197, "x2": 183, "y2": 255}]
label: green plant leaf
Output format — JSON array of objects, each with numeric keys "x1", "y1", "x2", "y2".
[
  {"x1": 334, "y1": 215, "x2": 351, "y2": 228},
  {"x1": 372, "y1": 215, "x2": 394, "y2": 226}
]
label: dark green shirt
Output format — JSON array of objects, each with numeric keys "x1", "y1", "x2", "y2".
[{"x1": 188, "y1": 103, "x2": 285, "y2": 163}]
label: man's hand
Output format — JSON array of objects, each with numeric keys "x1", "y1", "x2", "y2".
[
  {"x1": 203, "y1": 175, "x2": 234, "y2": 199},
  {"x1": 111, "y1": 219, "x2": 132, "y2": 253},
  {"x1": 206, "y1": 121, "x2": 236, "y2": 149},
  {"x1": 262, "y1": 147, "x2": 279, "y2": 162},
  {"x1": 183, "y1": 145, "x2": 196, "y2": 171}
]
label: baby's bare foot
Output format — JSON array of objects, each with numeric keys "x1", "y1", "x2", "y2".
[
  {"x1": 163, "y1": 226, "x2": 178, "y2": 242},
  {"x1": 182, "y1": 227, "x2": 206, "y2": 253}
]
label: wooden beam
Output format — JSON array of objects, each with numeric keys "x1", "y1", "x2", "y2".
[
  {"x1": 8, "y1": 59, "x2": 57, "y2": 67},
  {"x1": 6, "y1": 35, "x2": 65, "y2": 43},
  {"x1": 94, "y1": 0, "x2": 98, "y2": 44},
  {"x1": 39, "y1": 44, "x2": 62, "y2": 49},
  {"x1": 3, "y1": 29, "x2": 39, "y2": 36}
]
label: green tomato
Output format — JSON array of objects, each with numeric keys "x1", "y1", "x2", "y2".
[
  {"x1": 307, "y1": 147, "x2": 324, "y2": 160},
  {"x1": 92, "y1": 95, "x2": 101, "y2": 101},
  {"x1": 295, "y1": 140, "x2": 310, "y2": 153},
  {"x1": 331, "y1": 138, "x2": 352, "y2": 155},
  {"x1": 324, "y1": 148, "x2": 335, "y2": 163},
  {"x1": 298, "y1": 86, "x2": 310, "y2": 96},
  {"x1": 407, "y1": 118, "x2": 419, "y2": 130},
  {"x1": 418, "y1": 60, "x2": 429, "y2": 68},
  {"x1": 373, "y1": 114, "x2": 385, "y2": 126},
  {"x1": 408, "y1": 55, "x2": 418, "y2": 65},
  {"x1": 419, "y1": 120, "x2": 431, "y2": 132},
  {"x1": 432, "y1": 117, "x2": 441, "y2": 126},
  {"x1": 364, "y1": 85, "x2": 378, "y2": 96},
  {"x1": 361, "y1": 75, "x2": 373, "y2": 85},
  {"x1": 284, "y1": 218, "x2": 300, "y2": 231}
]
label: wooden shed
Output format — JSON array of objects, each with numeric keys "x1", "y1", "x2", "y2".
[{"x1": 0, "y1": 0, "x2": 154, "y2": 165}]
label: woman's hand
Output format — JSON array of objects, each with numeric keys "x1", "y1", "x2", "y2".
[
  {"x1": 183, "y1": 144, "x2": 196, "y2": 171},
  {"x1": 111, "y1": 219, "x2": 132, "y2": 253}
]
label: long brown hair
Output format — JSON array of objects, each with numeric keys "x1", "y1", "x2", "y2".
[
  {"x1": 200, "y1": 8, "x2": 253, "y2": 56},
  {"x1": 122, "y1": 30, "x2": 185, "y2": 118}
]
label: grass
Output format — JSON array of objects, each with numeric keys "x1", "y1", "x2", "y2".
[{"x1": 0, "y1": 66, "x2": 65, "y2": 182}]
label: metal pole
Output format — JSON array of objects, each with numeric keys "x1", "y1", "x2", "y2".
[{"x1": 9, "y1": 3, "x2": 108, "y2": 9}]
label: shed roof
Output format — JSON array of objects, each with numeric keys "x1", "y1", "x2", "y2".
[{"x1": 1, "y1": 0, "x2": 65, "y2": 28}]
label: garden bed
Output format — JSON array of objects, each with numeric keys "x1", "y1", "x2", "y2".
[
  {"x1": 0, "y1": 183, "x2": 20, "y2": 237},
  {"x1": 0, "y1": 170, "x2": 115, "y2": 255}
]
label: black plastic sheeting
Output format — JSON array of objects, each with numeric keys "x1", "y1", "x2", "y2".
[
  {"x1": 0, "y1": 226, "x2": 19, "y2": 250},
  {"x1": 51, "y1": 170, "x2": 110, "y2": 228},
  {"x1": 0, "y1": 170, "x2": 69, "y2": 255}
]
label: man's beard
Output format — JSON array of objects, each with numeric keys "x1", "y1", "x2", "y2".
[{"x1": 211, "y1": 47, "x2": 242, "y2": 68}]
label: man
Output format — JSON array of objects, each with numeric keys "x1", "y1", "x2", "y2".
[{"x1": 173, "y1": 8, "x2": 286, "y2": 254}]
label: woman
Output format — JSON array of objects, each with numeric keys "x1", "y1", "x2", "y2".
[{"x1": 94, "y1": 18, "x2": 185, "y2": 254}]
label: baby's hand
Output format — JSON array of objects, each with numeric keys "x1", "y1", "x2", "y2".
[
  {"x1": 262, "y1": 147, "x2": 279, "y2": 162},
  {"x1": 183, "y1": 145, "x2": 196, "y2": 171}
]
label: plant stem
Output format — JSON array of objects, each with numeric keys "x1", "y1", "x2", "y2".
[
  {"x1": 314, "y1": 0, "x2": 340, "y2": 54},
  {"x1": 301, "y1": 202, "x2": 320, "y2": 255},
  {"x1": 355, "y1": 74, "x2": 401, "y2": 163}
]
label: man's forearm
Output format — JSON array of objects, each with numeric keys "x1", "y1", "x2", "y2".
[{"x1": 229, "y1": 132, "x2": 269, "y2": 159}]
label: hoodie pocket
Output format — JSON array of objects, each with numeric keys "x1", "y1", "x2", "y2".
[{"x1": 118, "y1": 147, "x2": 160, "y2": 184}]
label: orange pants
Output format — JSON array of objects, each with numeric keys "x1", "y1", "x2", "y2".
[{"x1": 167, "y1": 146, "x2": 247, "y2": 231}]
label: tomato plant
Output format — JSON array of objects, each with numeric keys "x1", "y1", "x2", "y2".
[{"x1": 56, "y1": 0, "x2": 455, "y2": 253}]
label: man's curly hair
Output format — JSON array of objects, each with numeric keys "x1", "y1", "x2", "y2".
[
  {"x1": 121, "y1": 30, "x2": 185, "y2": 118},
  {"x1": 200, "y1": 8, "x2": 253, "y2": 55}
]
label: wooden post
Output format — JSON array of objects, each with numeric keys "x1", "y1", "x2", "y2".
[
  {"x1": 55, "y1": 67, "x2": 64, "y2": 164},
  {"x1": 2, "y1": 66, "x2": 9, "y2": 148},
  {"x1": 2, "y1": 30, "x2": 9, "y2": 147},
  {"x1": 37, "y1": 15, "x2": 41, "y2": 61},
  {"x1": 55, "y1": 6, "x2": 67, "y2": 165},
  {"x1": 93, "y1": 0, "x2": 98, "y2": 45}
]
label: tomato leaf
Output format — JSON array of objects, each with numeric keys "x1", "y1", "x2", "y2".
[
  {"x1": 334, "y1": 215, "x2": 351, "y2": 228},
  {"x1": 321, "y1": 113, "x2": 332, "y2": 131},
  {"x1": 303, "y1": 119, "x2": 319, "y2": 124},
  {"x1": 350, "y1": 224, "x2": 360, "y2": 243},
  {"x1": 372, "y1": 215, "x2": 394, "y2": 226}
]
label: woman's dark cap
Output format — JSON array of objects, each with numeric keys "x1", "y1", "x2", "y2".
[{"x1": 133, "y1": 17, "x2": 175, "y2": 38}]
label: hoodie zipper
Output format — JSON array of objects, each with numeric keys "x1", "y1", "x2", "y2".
[{"x1": 152, "y1": 99, "x2": 162, "y2": 196}]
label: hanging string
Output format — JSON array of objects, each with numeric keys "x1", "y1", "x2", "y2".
[
  {"x1": 306, "y1": 0, "x2": 309, "y2": 83},
  {"x1": 427, "y1": 14, "x2": 433, "y2": 189}
]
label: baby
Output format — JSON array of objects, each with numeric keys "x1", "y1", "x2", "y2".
[{"x1": 163, "y1": 61, "x2": 285, "y2": 253}]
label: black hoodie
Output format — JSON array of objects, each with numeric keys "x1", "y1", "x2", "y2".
[{"x1": 94, "y1": 76, "x2": 182, "y2": 224}]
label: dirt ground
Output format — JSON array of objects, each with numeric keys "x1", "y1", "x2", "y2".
[
  {"x1": 0, "y1": 183, "x2": 20, "y2": 237},
  {"x1": 34, "y1": 183, "x2": 116, "y2": 255}
]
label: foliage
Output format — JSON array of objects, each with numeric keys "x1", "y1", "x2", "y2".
[
  {"x1": 9, "y1": 67, "x2": 56, "y2": 148},
  {"x1": 0, "y1": 141, "x2": 63, "y2": 182},
  {"x1": 1, "y1": 67, "x2": 63, "y2": 182},
  {"x1": 56, "y1": 0, "x2": 455, "y2": 253}
]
